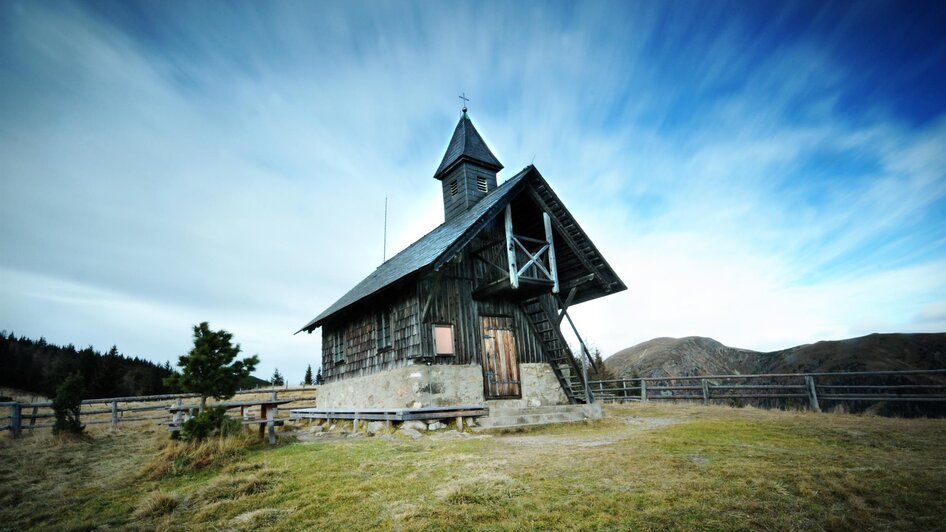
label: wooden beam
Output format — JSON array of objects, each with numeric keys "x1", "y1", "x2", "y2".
[
  {"x1": 504, "y1": 205, "x2": 519, "y2": 289},
  {"x1": 562, "y1": 273, "x2": 596, "y2": 292},
  {"x1": 557, "y1": 287, "x2": 577, "y2": 325},
  {"x1": 514, "y1": 238, "x2": 552, "y2": 279},
  {"x1": 544, "y1": 212, "x2": 560, "y2": 293}
]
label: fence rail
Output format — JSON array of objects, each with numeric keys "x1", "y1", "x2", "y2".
[
  {"x1": 589, "y1": 369, "x2": 946, "y2": 412},
  {"x1": 1, "y1": 385, "x2": 318, "y2": 438}
]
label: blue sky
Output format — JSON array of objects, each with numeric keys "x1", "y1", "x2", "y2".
[{"x1": 1, "y1": 1, "x2": 945, "y2": 382}]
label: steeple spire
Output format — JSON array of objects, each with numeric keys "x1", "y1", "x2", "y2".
[{"x1": 433, "y1": 110, "x2": 503, "y2": 181}]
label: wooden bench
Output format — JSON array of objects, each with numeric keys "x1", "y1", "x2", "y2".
[{"x1": 164, "y1": 398, "x2": 295, "y2": 444}]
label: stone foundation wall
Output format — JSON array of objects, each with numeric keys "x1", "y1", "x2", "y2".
[
  {"x1": 316, "y1": 362, "x2": 570, "y2": 409},
  {"x1": 316, "y1": 364, "x2": 485, "y2": 408},
  {"x1": 519, "y1": 363, "x2": 570, "y2": 406}
]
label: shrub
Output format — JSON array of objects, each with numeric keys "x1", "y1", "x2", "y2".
[
  {"x1": 52, "y1": 373, "x2": 85, "y2": 436},
  {"x1": 175, "y1": 407, "x2": 241, "y2": 442}
]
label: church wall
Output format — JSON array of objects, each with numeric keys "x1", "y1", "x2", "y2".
[
  {"x1": 320, "y1": 285, "x2": 422, "y2": 383},
  {"x1": 418, "y1": 257, "x2": 546, "y2": 369}
]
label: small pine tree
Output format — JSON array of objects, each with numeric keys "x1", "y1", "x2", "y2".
[
  {"x1": 303, "y1": 365, "x2": 313, "y2": 386},
  {"x1": 315, "y1": 367, "x2": 324, "y2": 385},
  {"x1": 592, "y1": 350, "x2": 617, "y2": 381},
  {"x1": 52, "y1": 373, "x2": 85, "y2": 435},
  {"x1": 164, "y1": 322, "x2": 259, "y2": 410},
  {"x1": 271, "y1": 368, "x2": 284, "y2": 386}
]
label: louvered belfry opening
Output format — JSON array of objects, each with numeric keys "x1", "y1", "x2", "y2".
[{"x1": 433, "y1": 111, "x2": 504, "y2": 222}]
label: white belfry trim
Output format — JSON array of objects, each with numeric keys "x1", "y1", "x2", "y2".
[{"x1": 505, "y1": 205, "x2": 519, "y2": 289}]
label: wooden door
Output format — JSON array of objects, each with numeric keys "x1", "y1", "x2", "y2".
[{"x1": 481, "y1": 316, "x2": 521, "y2": 398}]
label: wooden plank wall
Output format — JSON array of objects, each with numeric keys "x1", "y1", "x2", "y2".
[{"x1": 419, "y1": 249, "x2": 546, "y2": 367}]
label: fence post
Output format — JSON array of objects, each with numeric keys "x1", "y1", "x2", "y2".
[
  {"x1": 805, "y1": 376, "x2": 821, "y2": 412},
  {"x1": 621, "y1": 380, "x2": 627, "y2": 403},
  {"x1": 11, "y1": 404, "x2": 22, "y2": 439},
  {"x1": 271, "y1": 390, "x2": 278, "y2": 401},
  {"x1": 111, "y1": 400, "x2": 119, "y2": 429},
  {"x1": 172, "y1": 398, "x2": 182, "y2": 426},
  {"x1": 701, "y1": 379, "x2": 710, "y2": 405},
  {"x1": 266, "y1": 405, "x2": 276, "y2": 445},
  {"x1": 29, "y1": 406, "x2": 38, "y2": 431},
  {"x1": 641, "y1": 380, "x2": 648, "y2": 402}
]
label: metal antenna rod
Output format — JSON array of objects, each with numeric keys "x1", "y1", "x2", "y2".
[{"x1": 383, "y1": 195, "x2": 388, "y2": 263}]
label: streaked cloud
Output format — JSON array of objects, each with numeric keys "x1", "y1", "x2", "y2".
[{"x1": 1, "y1": 1, "x2": 944, "y2": 380}]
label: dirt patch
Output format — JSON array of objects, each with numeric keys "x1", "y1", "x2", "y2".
[
  {"x1": 497, "y1": 416, "x2": 686, "y2": 448},
  {"x1": 619, "y1": 416, "x2": 686, "y2": 430}
]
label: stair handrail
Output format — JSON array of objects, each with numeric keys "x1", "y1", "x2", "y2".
[
  {"x1": 542, "y1": 297, "x2": 596, "y2": 404},
  {"x1": 559, "y1": 308, "x2": 596, "y2": 404}
]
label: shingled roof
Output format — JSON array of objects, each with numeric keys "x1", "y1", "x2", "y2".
[
  {"x1": 433, "y1": 111, "x2": 503, "y2": 179},
  {"x1": 297, "y1": 166, "x2": 532, "y2": 333}
]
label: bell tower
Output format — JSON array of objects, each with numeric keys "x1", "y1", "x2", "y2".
[{"x1": 433, "y1": 107, "x2": 503, "y2": 222}]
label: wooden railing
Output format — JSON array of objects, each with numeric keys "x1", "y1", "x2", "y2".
[
  {"x1": 1, "y1": 386, "x2": 318, "y2": 438},
  {"x1": 588, "y1": 369, "x2": 946, "y2": 413}
]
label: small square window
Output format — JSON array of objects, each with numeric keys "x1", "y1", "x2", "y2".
[
  {"x1": 434, "y1": 324, "x2": 454, "y2": 356},
  {"x1": 476, "y1": 175, "x2": 488, "y2": 192},
  {"x1": 450, "y1": 179, "x2": 459, "y2": 196}
]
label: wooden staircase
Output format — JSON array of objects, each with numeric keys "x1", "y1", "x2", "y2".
[{"x1": 520, "y1": 296, "x2": 593, "y2": 404}]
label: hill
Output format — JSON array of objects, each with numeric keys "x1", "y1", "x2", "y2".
[{"x1": 606, "y1": 332, "x2": 946, "y2": 378}]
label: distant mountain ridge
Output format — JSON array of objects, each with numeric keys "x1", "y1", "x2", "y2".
[{"x1": 605, "y1": 333, "x2": 946, "y2": 379}]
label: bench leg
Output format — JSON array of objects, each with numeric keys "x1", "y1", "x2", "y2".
[{"x1": 267, "y1": 407, "x2": 276, "y2": 445}]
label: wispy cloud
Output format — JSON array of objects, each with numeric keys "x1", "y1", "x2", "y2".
[{"x1": 1, "y1": 1, "x2": 944, "y2": 379}]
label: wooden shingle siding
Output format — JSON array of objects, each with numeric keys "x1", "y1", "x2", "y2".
[{"x1": 321, "y1": 287, "x2": 422, "y2": 383}]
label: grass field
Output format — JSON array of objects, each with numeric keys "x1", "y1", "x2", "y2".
[{"x1": 2, "y1": 403, "x2": 945, "y2": 531}]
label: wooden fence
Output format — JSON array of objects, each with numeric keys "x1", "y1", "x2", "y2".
[
  {"x1": 0, "y1": 386, "x2": 318, "y2": 438},
  {"x1": 588, "y1": 368, "x2": 946, "y2": 412}
]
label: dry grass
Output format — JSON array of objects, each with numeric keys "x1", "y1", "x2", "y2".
[
  {"x1": 2, "y1": 402, "x2": 945, "y2": 530},
  {"x1": 140, "y1": 431, "x2": 259, "y2": 479},
  {"x1": 132, "y1": 490, "x2": 181, "y2": 518},
  {"x1": 194, "y1": 472, "x2": 277, "y2": 503}
]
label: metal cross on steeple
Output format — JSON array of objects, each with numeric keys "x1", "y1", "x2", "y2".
[{"x1": 459, "y1": 92, "x2": 469, "y2": 112}]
